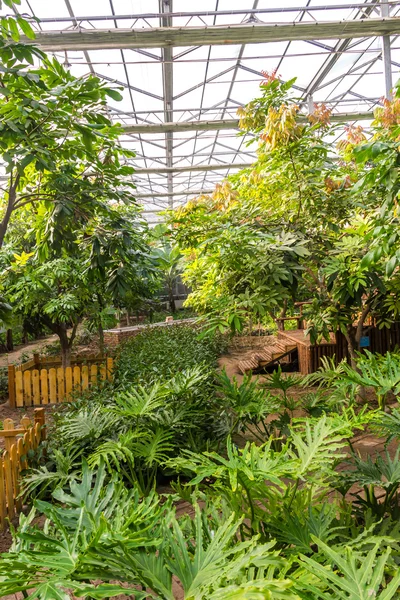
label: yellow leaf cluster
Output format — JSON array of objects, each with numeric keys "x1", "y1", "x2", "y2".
[{"x1": 259, "y1": 104, "x2": 301, "y2": 150}]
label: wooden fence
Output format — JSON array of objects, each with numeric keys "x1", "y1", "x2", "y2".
[
  {"x1": 8, "y1": 356, "x2": 114, "y2": 408},
  {"x1": 0, "y1": 408, "x2": 45, "y2": 530}
]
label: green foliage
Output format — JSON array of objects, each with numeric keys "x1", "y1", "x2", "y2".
[
  {"x1": 115, "y1": 324, "x2": 227, "y2": 385},
  {"x1": 1, "y1": 462, "x2": 305, "y2": 600},
  {"x1": 372, "y1": 407, "x2": 400, "y2": 443},
  {"x1": 340, "y1": 351, "x2": 400, "y2": 409},
  {"x1": 4, "y1": 64, "x2": 400, "y2": 600},
  {"x1": 339, "y1": 449, "x2": 400, "y2": 519},
  {"x1": 300, "y1": 538, "x2": 400, "y2": 599},
  {"x1": 216, "y1": 369, "x2": 291, "y2": 445},
  {"x1": 168, "y1": 415, "x2": 349, "y2": 535},
  {"x1": 0, "y1": 1, "x2": 36, "y2": 41},
  {"x1": 0, "y1": 366, "x2": 8, "y2": 402},
  {"x1": 0, "y1": 35, "x2": 156, "y2": 359},
  {"x1": 152, "y1": 241, "x2": 183, "y2": 312},
  {"x1": 168, "y1": 75, "x2": 352, "y2": 335}
]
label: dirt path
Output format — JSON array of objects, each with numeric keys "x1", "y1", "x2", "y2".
[{"x1": 0, "y1": 334, "x2": 59, "y2": 367}]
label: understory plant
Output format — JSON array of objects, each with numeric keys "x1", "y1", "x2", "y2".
[
  {"x1": 340, "y1": 350, "x2": 400, "y2": 409},
  {"x1": 5, "y1": 419, "x2": 400, "y2": 599}
]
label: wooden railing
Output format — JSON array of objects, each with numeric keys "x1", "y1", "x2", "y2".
[
  {"x1": 8, "y1": 356, "x2": 113, "y2": 408},
  {"x1": 275, "y1": 301, "x2": 311, "y2": 332},
  {"x1": 0, "y1": 408, "x2": 46, "y2": 530}
]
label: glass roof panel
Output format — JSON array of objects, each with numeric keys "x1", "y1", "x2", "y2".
[{"x1": 0, "y1": 0, "x2": 398, "y2": 216}]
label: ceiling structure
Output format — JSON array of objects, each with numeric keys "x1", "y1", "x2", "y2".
[{"x1": 3, "y1": 0, "x2": 400, "y2": 222}]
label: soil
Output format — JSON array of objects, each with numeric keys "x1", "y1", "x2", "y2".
[
  {"x1": 0, "y1": 328, "x2": 103, "y2": 368},
  {"x1": 0, "y1": 334, "x2": 60, "y2": 367}
]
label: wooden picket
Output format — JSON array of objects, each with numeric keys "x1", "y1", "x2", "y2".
[
  {"x1": 8, "y1": 357, "x2": 113, "y2": 408},
  {"x1": 0, "y1": 408, "x2": 46, "y2": 530}
]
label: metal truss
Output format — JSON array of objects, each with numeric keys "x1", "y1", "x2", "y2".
[{"x1": 8, "y1": 1, "x2": 399, "y2": 215}]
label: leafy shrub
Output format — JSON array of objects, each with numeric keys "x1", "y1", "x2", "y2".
[
  {"x1": 0, "y1": 367, "x2": 8, "y2": 402},
  {"x1": 42, "y1": 340, "x2": 61, "y2": 357},
  {"x1": 114, "y1": 324, "x2": 227, "y2": 385},
  {"x1": 341, "y1": 350, "x2": 400, "y2": 409},
  {"x1": 7, "y1": 461, "x2": 400, "y2": 600},
  {"x1": 32, "y1": 366, "x2": 228, "y2": 496}
]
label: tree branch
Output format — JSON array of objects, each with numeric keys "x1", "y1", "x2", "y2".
[{"x1": 355, "y1": 301, "x2": 372, "y2": 345}]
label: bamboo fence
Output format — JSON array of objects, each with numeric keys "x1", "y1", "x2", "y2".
[
  {"x1": 8, "y1": 355, "x2": 113, "y2": 408},
  {"x1": 0, "y1": 408, "x2": 46, "y2": 530}
]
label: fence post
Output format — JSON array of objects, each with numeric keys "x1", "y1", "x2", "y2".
[
  {"x1": 106, "y1": 357, "x2": 113, "y2": 381},
  {"x1": 33, "y1": 353, "x2": 40, "y2": 367},
  {"x1": 8, "y1": 365, "x2": 16, "y2": 408},
  {"x1": 3, "y1": 419, "x2": 15, "y2": 453},
  {"x1": 34, "y1": 408, "x2": 46, "y2": 440}
]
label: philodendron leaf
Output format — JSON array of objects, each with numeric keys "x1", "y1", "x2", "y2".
[
  {"x1": 207, "y1": 580, "x2": 301, "y2": 599},
  {"x1": 73, "y1": 582, "x2": 148, "y2": 599},
  {"x1": 28, "y1": 582, "x2": 70, "y2": 600}
]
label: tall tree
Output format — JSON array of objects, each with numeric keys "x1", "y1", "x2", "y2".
[
  {"x1": 0, "y1": 39, "x2": 135, "y2": 249},
  {"x1": 4, "y1": 210, "x2": 154, "y2": 366},
  {"x1": 305, "y1": 88, "x2": 400, "y2": 364},
  {"x1": 168, "y1": 75, "x2": 350, "y2": 334}
]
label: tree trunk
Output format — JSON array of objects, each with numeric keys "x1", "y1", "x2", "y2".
[
  {"x1": 0, "y1": 174, "x2": 20, "y2": 249},
  {"x1": 61, "y1": 342, "x2": 72, "y2": 368},
  {"x1": 344, "y1": 304, "x2": 371, "y2": 371},
  {"x1": 57, "y1": 324, "x2": 76, "y2": 368},
  {"x1": 168, "y1": 285, "x2": 176, "y2": 313},
  {"x1": 280, "y1": 299, "x2": 288, "y2": 318},
  {"x1": 344, "y1": 325, "x2": 358, "y2": 370},
  {"x1": 98, "y1": 323, "x2": 104, "y2": 355},
  {"x1": 6, "y1": 329, "x2": 13, "y2": 352}
]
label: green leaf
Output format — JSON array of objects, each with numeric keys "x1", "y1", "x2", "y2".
[
  {"x1": 5, "y1": 119, "x2": 22, "y2": 134},
  {"x1": 30, "y1": 582, "x2": 70, "y2": 600},
  {"x1": 104, "y1": 87, "x2": 123, "y2": 101},
  {"x1": 386, "y1": 255, "x2": 397, "y2": 277},
  {"x1": 7, "y1": 17, "x2": 20, "y2": 41},
  {"x1": 17, "y1": 16, "x2": 36, "y2": 39},
  {"x1": 17, "y1": 153, "x2": 35, "y2": 173}
]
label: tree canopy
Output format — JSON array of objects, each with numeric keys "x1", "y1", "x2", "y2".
[{"x1": 169, "y1": 74, "x2": 400, "y2": 359}]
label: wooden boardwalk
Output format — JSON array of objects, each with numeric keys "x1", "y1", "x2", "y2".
[{"x1": 278, "y1": 329, "x2": 337, "y2": 375}]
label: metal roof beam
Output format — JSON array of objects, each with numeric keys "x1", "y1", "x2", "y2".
[
  {"x1": 124, "y1": 111, "x2": 374, "y2": 134},
  {"x1": 159, "y1": 0, "x2": 174, "y2": 209},
  {"x1": 137, "y1": 189, "x2": 214, "y2": 199},
  {"x1": 135, "y1": 162, "x2": 251, "y2": 174},
  {"x1": 24, "y1": 17, "x2": 400, "y2": 51},
  {"x1": 34, "y1": 4, "x2": 400, "y2": 23},
  {"x1": 303, "y1": 1, "x2": 379, "y2": 97}
]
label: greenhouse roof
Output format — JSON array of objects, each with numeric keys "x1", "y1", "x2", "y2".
[{"x1": 3, "y1": 0, "x2": 400, "y2": 221}]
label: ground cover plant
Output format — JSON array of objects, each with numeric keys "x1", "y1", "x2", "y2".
[
  {"x1": 21, "y1": 325, "x2": 229, "y2": 498},
  {"x1": 114, "y1": 324, "x2": 227, "y2": 385},
  {"x1": 4, "y1": 387, "x2": 400, "y2": 599},
  {"x1": 5, "y1": 338, "x2": 400, "y2": 598}
]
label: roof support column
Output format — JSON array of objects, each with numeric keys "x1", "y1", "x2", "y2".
[
  {"x1": 307, "y1": 94, "x2": 315, "y2": 115},
  {"x1": 381, "y1": 0, "x2": 393, "y2": 99},
  {"x1": 160, "y1": 0, "x2": 174, "y2": 208}
]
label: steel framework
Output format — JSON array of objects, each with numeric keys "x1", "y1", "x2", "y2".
[{"x1": 7, "y1": 0, "x2": 399, "y2": 216}]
